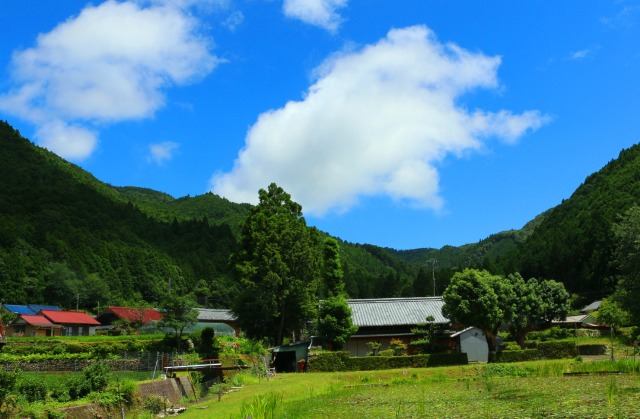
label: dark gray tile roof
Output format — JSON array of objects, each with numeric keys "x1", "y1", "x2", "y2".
[
  {"x1": 347, "y1": 297, "x2": 448, "y2": 327},
  {"x1": 195, "y1": 308, "x2": 236, "y2": 322}
]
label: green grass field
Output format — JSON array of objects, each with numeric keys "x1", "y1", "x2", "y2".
[{"x1": 178, "y1": 360, "x2": 640, "y2": 418}]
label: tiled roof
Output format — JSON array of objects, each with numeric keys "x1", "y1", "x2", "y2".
[
  {"x1": 105, "y1": 306, "x2": 162, "y2": 323},
  {"x1": 196, "y1": 308, "x2": 236, "y2": 322},
  {"x1": 40, "y1": 310, "x2": 101, "y2": 325},
  {"x1": 581, "y1": 300, "x2": 602, "y2": 313},
  {"x1": 347, "y1": 297, "x2": 448, "y2": 327},
  {"x1": 20, "y1": 315, "x2": 60, "y2": 327},
  {"x1": 3, "y1": 304, "x2": 35, "y2": 315}
]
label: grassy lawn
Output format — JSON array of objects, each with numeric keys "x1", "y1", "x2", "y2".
[{"x1": 179, "y1": 360, "x2": 640, "y2": 418}]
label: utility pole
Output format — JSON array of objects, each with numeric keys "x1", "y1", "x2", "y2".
[{"x1": 428, "y1": 259, "x2": 437, "y2": 297}]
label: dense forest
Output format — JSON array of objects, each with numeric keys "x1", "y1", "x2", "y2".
[
  {"x1": 0, "y1": 121, "x2": 419, "y2": 311},
  {"x1": 2, "y1": 120, "x2": 639, "y2": 311}
]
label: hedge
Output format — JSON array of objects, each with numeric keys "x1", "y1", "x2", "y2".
[
  {"x1": 307, "y1": 352, "x2": 468, "y2": 372},
  {"x1": 536, "y1": 341, "x2": 578, "y2": 359},
  {"x1": 576, "y1": 344, "x2": 607, "y2": 355},
  {"x1": 497, "y1": 349, "x2": 539, "y2": 363}
]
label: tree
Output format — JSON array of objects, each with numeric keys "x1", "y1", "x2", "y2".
[
  {"x1": 158, "y1": 293, "x2": 198, "y2": 349},
  {"x1": 410, "y1": 315, "x2": 437, "y2": 354},
  {"x1": 442, "y1": 269, "x2": 515, "y2": 359},
  {"x1": 595, "y1": 297, "x2": 631, "y2": 332},
  {"x1": 509, "y1": 274, "x2": 570, "y2": 348},
  {"x1": 537, "y1": 279, "x2": 571, "y2": 326},
  {"x1": 612, "y1": 205, "x2": 640, "y2": 322},
  {"x1": 317, "y1": 295, "x2": 358, "y2": 350},
  {"x1": 232, "y1": 183, "x2": 322, "y2": 345},
  {"x1": 413, "y1": 267, "x2": 430, "y2": 297},
  {"x1": 322, "y1": 237, "x2": 344, "y2": 297}
]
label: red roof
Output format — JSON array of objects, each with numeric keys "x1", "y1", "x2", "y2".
[
  {"x1": 20, "y1": 314, "x2": 59, "y2": 327},
  {"x1": 40, "y1": 310, "x2": 100, "y2": 326},
  {"x1": 106, "y1": 306, "x2": 162, "y2": 323}
]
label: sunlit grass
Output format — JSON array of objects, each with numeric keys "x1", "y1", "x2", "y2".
[{"x1": 177, "y1": 361, "x2": 640, "y2": 418}]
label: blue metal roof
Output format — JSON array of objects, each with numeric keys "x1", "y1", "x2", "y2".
[
  {"x1": 28, "y1": 305, "x2": 62, "y2": 313},
  {"x1": 2, "y1": 304, "x2": 36, "y2": 315}
]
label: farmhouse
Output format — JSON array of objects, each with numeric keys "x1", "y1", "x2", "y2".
[
  {"x1": 195, "y1": 308, "x2": 240, "y2": 337},
  {"x1": 344, "y1": 297, "x2": 450, "y2": 356},
  {"x1": 5, "y1": 314, "x2": 64, "y2": 337},
  {"x1": 96, "y1": 306, "x2": 163, "y2": 333},
  {"x1": 39, "y1": 309, "x2": 101, "y2": 336}
]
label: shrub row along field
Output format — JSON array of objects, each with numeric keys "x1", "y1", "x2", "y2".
[{"x1": 180, "y1": 359, "x2": 640, "y2": 418}]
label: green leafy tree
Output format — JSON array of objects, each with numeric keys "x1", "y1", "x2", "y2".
[
  {"x1": 595, "y1": 297, "x2": 632, "y2": 332},
  {"x1": 537, "y1": 279, "x2": 571, "y2": 325},
  {"x1": 232, "y1": 183, "x2": 322, "y2": 345},
  {"x1": 509, "y1": 274, "x2": 570, "y2": 348},
  {"x1": 317, "y1": 295, "x2": 358, "y2": 350},
  {"x1": 158, "y1": 293, "x2": 198, "y2": 349},
  {"x1": 442, "y1": 269, "x2": 515, "y2": 359}
]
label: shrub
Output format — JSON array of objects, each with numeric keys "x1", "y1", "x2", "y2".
[
  {"x1": 307, "y1": 351, "x2": 350, "y2": 372},
  {"x1": 537, "y1": 341, "x2": 578, "y2": 359},
  {"x1": 144, "y1": 395, "x2": 166, "y2": 414},
  {"x1": 308, "y1": 352, "x2": 467, "y2": 372},
  {"x1": 67, "y1": 376, "x2": 91, "y2": 400},
  {"x1": 576, "y1": 344, "x2": 607, "y2": 355},
  {"x1": 497, "y1": 349, "x2": 539, "y2": 363},
  {"x1": 389, "y1": 339, "x2": 407, "y2": 356},
  {"x1": 17, "y1": 376, "x2": 47, "y2": 403},
  {"x1": 378, "y1": 349, "x2": 394, "y2": 357},
  {"x1": 366, "y1": 342, "x2": 381, "y2": 356},
  {"x1": 83, "y1": 363, "x2": 111, "y2": 392}
]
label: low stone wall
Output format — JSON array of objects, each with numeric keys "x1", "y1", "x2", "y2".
[{"x1": 138, "y1": 376, "x2": 195, "y2": 405}]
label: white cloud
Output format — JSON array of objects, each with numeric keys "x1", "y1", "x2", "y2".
[
  {"x1": 283, "y1": 0, "x2": 347, "y2": 32},
  {"x1": 211, "y1": 25, "x2": 549, "y2": 215},
  {"x1": 0, "y1": 0, "x2": 219, "y2": 160},
  {"x1": 571, "y1": 49, "x2": 591, "y2": 60},
  {"x1": 223, "y1": 11, "x2": 245, "y2": 32},
  {"x1": 35, "y1": 120, "x2": 98, "y2": 160},
  {"x1": 148, "y1": 141, "x2": 180, "y2": 164}
]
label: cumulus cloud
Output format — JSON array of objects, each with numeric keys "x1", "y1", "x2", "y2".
[
  {"x1": 0, "y1": 0, "x2": 219, "y2": 160},
  {"x1": 148, "y1": 141, "x2": 180, "y2": 164},
  {"x1": 283, "y1": 0, "x2": 347, "y2": 32},
  {"x1": 211, "y1": 25, "x2": 549, "y2": 215}
]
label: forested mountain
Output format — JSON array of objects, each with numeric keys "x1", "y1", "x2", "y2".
[
  {"x1": 4, "y1": 118, "x2": 637, "y2": 309},
  {"x1": 501, "y1": 144, "x2": 640, "y2": 296},
  {"x1": 0, "y1": 121, "x2": 420, "y2": 311}
]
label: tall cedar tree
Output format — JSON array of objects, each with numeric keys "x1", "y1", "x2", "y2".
[
  {"x1": 232, "y1": 183, "x2": 321, "y2": 345},
  {"x1": 323, "y1": 237, "x2": 345, "y2": 297}
]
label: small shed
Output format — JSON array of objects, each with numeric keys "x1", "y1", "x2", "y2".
[
  {"x1": 451, "y1": 327, "x2": 494, "y2": 362},
  {"x1": 271, "y1": 341, "x2": 312, "y2": 373}
]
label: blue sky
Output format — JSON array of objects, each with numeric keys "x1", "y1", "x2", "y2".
[{"x1": 1, "y1": 1, "x2": 639, "y2": 250}]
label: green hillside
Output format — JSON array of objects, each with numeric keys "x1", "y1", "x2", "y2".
[
  {"x1": 4, "y1": 117, "x2": 634, "y2": 307},
  {"x1": 0, "y1": 121, "x2": 238, "y2": 309},
  {"x1": 505, "y1": 144, "x2": 640, "y2": 295},
  {"x1": 0, "y1": 121, "x2": 423, "y2": 310}
]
